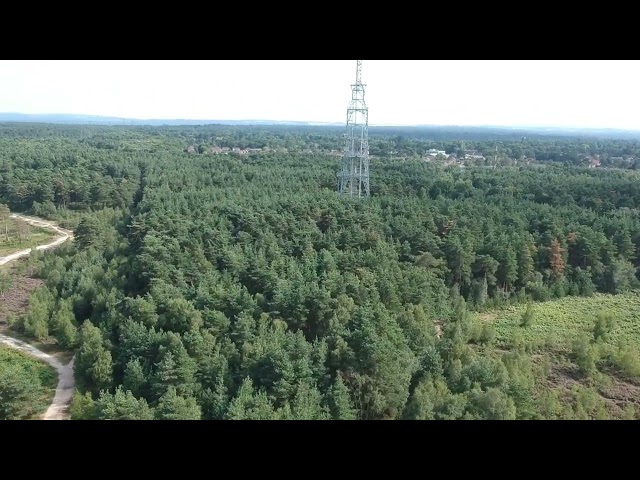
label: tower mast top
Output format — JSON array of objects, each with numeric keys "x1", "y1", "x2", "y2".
[{"x1": 355, "y1": 60, "x2": 362, "y2": 85}]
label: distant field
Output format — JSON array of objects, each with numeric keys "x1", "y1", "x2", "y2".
[
  {"x1": 0, "y1": 346, "x2": 57, "y2": 419},
  {"x1": 0, "y1": 219, "x2": 56, "y2": 256},
  {"x1": 475, "y1": 291, "x2": 640, "y2": 350}
]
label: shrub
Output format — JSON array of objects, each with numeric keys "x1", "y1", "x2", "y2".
[
  {"x1": 520, "y1": 304, "x2": 534, "y2": 327},
  {"x1": 593, "y1": 311, "x2": 615, "y2": 342}
]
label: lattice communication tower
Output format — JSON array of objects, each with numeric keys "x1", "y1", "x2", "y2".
[{"x1": 337, "y1": 60, "x2": 369, "y2": 197}]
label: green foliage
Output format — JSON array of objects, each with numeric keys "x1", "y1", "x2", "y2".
[
  {"x1": 535, "y1": 390, "x2": 563, "y2": 420},
  {"x1": 467, "y1": 387, "x2": 517, "y2": 420},
  {"x1": 520, "y1": 304, "x2": 535, "y2": 327},
  {"x1": 280, "y1": 382, "x2": 330, "y2": 420},
  {"x1": 70, "y1": 390, "x2": 96, "y2": 420},
  {"x1": 478, "y1": 323, "x2": 496, "y2": 346},
  {"x1": 403, "y1": 376, "x2": 467, "y2": 420},
  {"x1": 0, "y1": 270, "x2": 12, "y2": 297},
  {"x1": 346, "y1": 304, "x2": 418, "y2": 419},
  {"x1": 593, "y1": 312, "x2": 616, "y2": 342},
  {"x1": 20, "y1": 287, "x2": 55, "y2": 341},
  {"x1": 569, "y1": 384, "x2": 610, "y2": 420},
  {"x1": 75, "y1": 321, "x2": 113, "y2": 395},
  {"x1": 123, "y1": 359, "x2": 147, "y2": 398},
  {"x1": 572, "y1": 334, "x2": 599, "y2": 376},
  {"x1": 225, "y1": 378, "x2": 279, "y2": 420},
  {"x1": 612, "y1": 344, "x2": 640, "y2": 379},
  {"x1": 327, "y1": 374, "x2": 356, "y2": 420},
  {"x1": 50, "y1": 298, "x2": 78, "y2": 348},
  {"x1": 0, "y1": 347, "x2": 57, "y2": 420},
  {"x1": 155, "y1": 387, "x2": 202, "y2": 420},
  {"x1": 95, "y1": 387, "x2": 154, "y2": 420},
  {"x1": 621, "y1": 405, "x2": 637, "y2": 420}
]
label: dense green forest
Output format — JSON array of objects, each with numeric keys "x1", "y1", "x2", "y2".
[{"x1": 1, "y1": 123, "x2": 640, "y2": 419}]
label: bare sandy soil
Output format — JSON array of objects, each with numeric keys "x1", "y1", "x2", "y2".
[
  {"x1": 0, "y1": 213, "x2": 75, "y2": 420},
  {"x1": 0, "y1": 214, "x2": 73, "y2": 266}
]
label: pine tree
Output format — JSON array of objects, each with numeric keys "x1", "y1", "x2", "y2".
[
  {"x1": 123, "y1": 359, "x2": 147, "y2": 398},
  {"x1": 284, "y1": 382, "x2": 329, "y2": 420},
  {"x1": 91, "y1": 349, "x2": 114, "y2": 393},
  {"x1": 327, "y1": 374, "x2": 357, "y2": 420},
  {"x1": 152, "y1": 352, "x2": 178, "y2": 400},
  {"x1": 156, "y1": 387, "x2": 202, "y2": 420},
  {"x1": 69, "y1": 391, "x2": 96, "y2": 420},
  {"x1": 225, "y1": 378, "x2": 278, "y2": 420},
  {"x1": 51, "y1": 298, "x2": 78, "y2": 348},
  {"x1": 516, "y1": 242, "x2": 535, "y2": 287},
  {"x1": 21, "y1": 288, "x2": 54, "y2": 341},
  {"x1": 200, "y1": 376, "x2": 229, "y2": 420},
  {"x1": 95, "y1": 387, "x2": 154, "y2": 420},
  {"x1": 548, "y1": 238, "x2": 566, "y2": 277},
  {"x1": 76, "y1": 321, "x2": 114, "y2": 395},
  {"x1": 593, "y1": 312, "x2": 615, "y2": 342},
  {"x1": 520, "y1": 304, "x2": 534, "y2": 327}
]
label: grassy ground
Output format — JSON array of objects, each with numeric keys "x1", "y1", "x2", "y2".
[
  {"x1": 0, "y1": 346, "x2": 57, "y2": 419},
  {"x1": 474, "y1": 291, "x2": 640, "y2": 351},
  {"x1": 0, "y1": 218, "x2": 56, "y2": 256},
  {"x1": 473, "y1": 291, "x2": 640, "y2": 418}
]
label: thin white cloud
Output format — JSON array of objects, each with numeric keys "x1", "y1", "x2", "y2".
[{"x1": 0, "y1": 60, "x2": 638, "y2": 129}]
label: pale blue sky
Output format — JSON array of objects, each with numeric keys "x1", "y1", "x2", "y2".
[{"x1": 1, "y1": 60, "x2": 639, "y2": 129}]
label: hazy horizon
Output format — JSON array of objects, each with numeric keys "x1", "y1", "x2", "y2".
[{"x1": 2, "y1": 60, "x2": 640, "y2": 130}]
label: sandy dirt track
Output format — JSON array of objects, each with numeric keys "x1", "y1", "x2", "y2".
[
  {"x1": 0, "y1": 214, "x2": 75, "y2": 420},
  {"x1": 0, "y1": 334, "x2": 75, "y2": 419},
  {"x1": 0, "y1": 214, "x2": 73, "y2": 266}
]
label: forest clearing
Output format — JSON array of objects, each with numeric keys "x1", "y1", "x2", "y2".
[
  {"x1": 0, "y1": 215, "x2": 55, "y2": 257},
  {"x1": 472, "y1": 293, "x2": 640, "y2": 418},
  {"x1": 475, "y1": 292, "x2": 640, "y2": 350}
]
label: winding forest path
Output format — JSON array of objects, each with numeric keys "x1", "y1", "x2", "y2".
[
  {"x1": 0, "y1": 214, "x2": 73, "y2": 266},
  {"x1": 0, "y1": 213, "x2": 75, "y2": 420}
]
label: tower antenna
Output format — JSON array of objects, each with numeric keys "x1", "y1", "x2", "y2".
[{"x1": 338, "y1": 60, "x2": 370, "y2": 198}]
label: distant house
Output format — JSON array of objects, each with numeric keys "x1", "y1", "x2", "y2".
[
  {"x1": 464, "y1": 150, "x2": 485, "y2": 160},
  {"x1": 588, "y1": 157, "x2": 601, "y2": 168},
  {"x1": 425, "y1": 149, "x2": 447, "y2": 157},
  {"x1": 231, "y1": 147, "x2": 250, "y2": 155}
]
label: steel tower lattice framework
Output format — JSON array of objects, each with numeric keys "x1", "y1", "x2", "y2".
[{"x1": 337, "y1": 60, "x2": 369, "y2": 197}]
